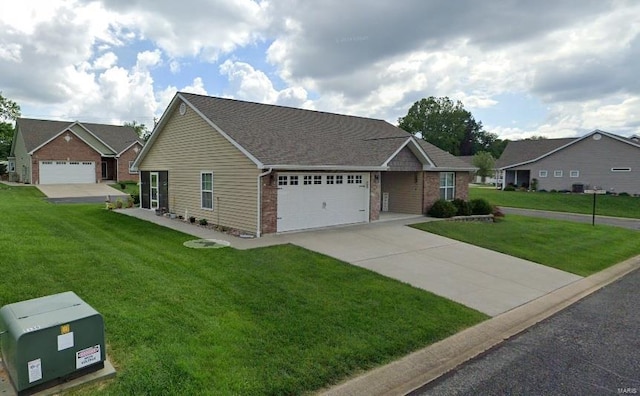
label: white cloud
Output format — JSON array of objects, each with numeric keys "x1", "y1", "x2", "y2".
[{"x1": 93, "y1": 52, "x2": 118, "y2": 70}]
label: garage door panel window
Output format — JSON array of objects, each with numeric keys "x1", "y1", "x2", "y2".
[
  {"x1": 327, "y1": 175, "x2": 334, "y2": 184},
  {"x1": 314, "y1": 175, "x2": 322, "y2": 184},
  {"x1": 336, "y1": 175, "x2": 343, "y2": 184},
  {"x1": 278, "y1": 175, "x2": 288, "y2": 186},
  {"x1": 290, "y1": 176, "x2": 298, "y2": 185},
  {"x1": 440, "y1": 172, "x2": 455, "y2": 201},
  {"x1": 201, "y1": 172, "x2": 214, "y2": 210}
]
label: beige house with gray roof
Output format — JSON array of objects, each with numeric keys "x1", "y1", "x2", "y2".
[
  {"x1": 497, "y1": 130, "x2": 640, "y2": 194},
  {"x1": 133, "y1": 92, "x2": 475, "y2": 236},
  {"x1": 9, "y1": 119, "x2": 143, "y2": 185}
]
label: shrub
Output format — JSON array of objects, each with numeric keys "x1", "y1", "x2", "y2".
[
  {"x1": 199, "y1": 218, "x2": 208, "y2": 226},
  {"x1": 115, "y1": 198, "x2": 123, "y2": 209},
  {"x1": 119, "y1": 182, "x2": 126, "y2": 189},
  {"x1": 452, "y1": 198, "x2": 472, "y2": 216},
  {"x1": 503, "y1": 185, "x2": 516, "y2": 191},
  {"x1": 550, "y1": 189, "x2": 558, "y2": 193},
  {"x1": 492, "y1": 206, "x2": 505, "y2": 222},
  {"x1": 530, "y1": 178, "x2": 538, "y2": 191},
  {"x1": 130, "y1": 192, "x2": 140, "y2": 205},
  {"x1": 619, "y1": 192, "x2": 630, "y2": 197},
  {"x1": 427, "y1": 199, "x2": 457, "y2": 218},
  {"x1": 189, "y1": 216, "x2": 196, "y2": 224},
  {"x1": 470, "y1": 198, "x2": 493, "y2": 215}
]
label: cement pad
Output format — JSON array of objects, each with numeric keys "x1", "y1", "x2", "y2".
[{"x1": 0, "y1": 357, "x2": 116, "y2": 396}]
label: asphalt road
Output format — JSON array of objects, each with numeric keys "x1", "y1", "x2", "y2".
[
  {"x1": 502, "y1": 207, "x2": 640, "y2": 231},
  {"x1": 412, "y1": 268, "x2": 640, "y2": 396}
]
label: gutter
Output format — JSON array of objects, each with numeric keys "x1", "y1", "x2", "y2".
[{"x1": 256, "y1": 168, "x2": 273, "y2": 238}]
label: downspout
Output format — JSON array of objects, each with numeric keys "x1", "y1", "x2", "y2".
[{"x1": 256, "y1": 168, "x2": 273, "y2": 238}]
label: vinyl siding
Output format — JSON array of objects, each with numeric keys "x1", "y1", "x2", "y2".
[
  {"x1": 138, "y1": 103, "x2": 259, "y2": 233},
  {"x1": 381, "y1": 171, "x2": 423, "y2": 214},
  {"x1": 511, "y1": 134, "x2": 640, "y2": 194},
  {"x1": 12, "y1": 130, "x2": 30, "y2": 183}
]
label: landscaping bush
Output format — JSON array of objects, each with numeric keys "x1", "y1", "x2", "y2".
[
  {"x1": 428, "y1": 199, "x2": 458, "y2": 218},
  {"x1": 619, "y1": 192, "x2": 630, "y2": 197},
  {"x1": 452, "y1": 198, "x2": 472, "y2": 216},
  {"x1": 503, "y1": 185, "x2": 516, "y2": 191},
  {"x1": 199, "y1": 218, "x2": 208, "y2": 226},
  {"x1": 470, "y1": 198, "x2": 493, "y2": 215},
  {"x1": 189, "y1": 216, "x2": 196, "y2": 224},
  {"x1": 130, "y1": 192, "x2": 140, "y2": 205}
]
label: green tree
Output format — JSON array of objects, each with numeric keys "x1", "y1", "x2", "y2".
[
  {"x1": 398, "y1": 96, "x2": 497, "y2": 156},
  {"x1": 0, "y1": 122, "x2": 15, "y2": 160},
  {"x1": 124, "y1": 120, "x2": 151, "y2": 141},
  {"x1": 0, "y1": 93, "x2": 20, "y2": 122},
  {"x1": 472, "y1": 151, "x2": 495, "y2": 183},
  {"x1": 0, "y1": 93, "x2": 20, "y2": 160}
]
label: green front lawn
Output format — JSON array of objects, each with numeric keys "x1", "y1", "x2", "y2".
[
  {"x1": 0, "y1": 183, "x2": 487, "y2": 395},
  {"x1": 412, "y1": 215, "x2": 640, "y2": 276},
  {"x1": 469, "y1": 186, "x2": 640, "y2": 219},
  {"x1": 109, "y1": 181, "x2": 139, "y2": 196}
]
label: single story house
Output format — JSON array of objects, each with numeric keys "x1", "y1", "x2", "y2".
[
  {"x1": 496, "y1": 130, "x2": 640, "y2": 194},
  {"x1": 133, "y1": 92, "x2": 476, "y2": 236},
  {"x1": 9, "y1": 118, "x2": 144, "y2": 184}
]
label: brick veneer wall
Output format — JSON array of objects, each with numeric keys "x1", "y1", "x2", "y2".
[
  {"x1": 369, "y1": 171, "x2": 381, "y2": 221},
  {"x1": 422, "y1": 172, "x2": 440, "y2": 213},
  {"x1": 261, "y1": 171, "x2": 278, "y2": 235},
  {"x1": 117, "y1": 144, "x2": 142, "y2": 182},
  {"x1": 422, "y1": 171, "x2": 472, "y2": 213},
  {"x1": 32, "y1": 132, "x2": 102, "y2": 184}
]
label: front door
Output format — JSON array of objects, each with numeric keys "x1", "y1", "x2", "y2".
[
  {"x1": 150, "y1": 172, "x2": 159, "y2": 209},
  {"x1": 101, "y1": 162, "x2": 108, "y2": 179}
]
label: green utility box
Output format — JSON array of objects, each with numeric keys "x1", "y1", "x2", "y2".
[{"x1": 0, "y1": 291, "x2": 105, "y2": 393}]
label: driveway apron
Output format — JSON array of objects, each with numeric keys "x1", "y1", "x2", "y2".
[{"x1": 283, "y1": 220, "x2": 582, "y2": 316}]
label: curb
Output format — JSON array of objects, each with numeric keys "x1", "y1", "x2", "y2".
[{"x1": 319, "y1": 255, "x2": 640, "y2": 396}]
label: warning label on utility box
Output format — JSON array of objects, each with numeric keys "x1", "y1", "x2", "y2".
[{"x1": 76, "y1": 345, "x2": 101, "y2": 369}]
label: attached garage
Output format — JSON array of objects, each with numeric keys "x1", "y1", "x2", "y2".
[
  {"x1": 39, "y1": 161, "x2": 95, "y2": 184},
  {"x1": 276, "y1": 172, "x2": 370, "y2": 232}
]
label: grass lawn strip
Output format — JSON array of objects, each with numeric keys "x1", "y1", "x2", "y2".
[
  {"x1": 0, "y1": 183, "x2": 487, "y2": 395},
  {"x1": 412, "y1": 215, "x2": 640, "y2": 277},
  {"x1": 470, "y1": 186, "x2": 640, "y2": 219}
]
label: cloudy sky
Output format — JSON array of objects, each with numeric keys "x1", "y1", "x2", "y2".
[{"x1": 1, "y1": 0, "x2": 639, "y2": 140}]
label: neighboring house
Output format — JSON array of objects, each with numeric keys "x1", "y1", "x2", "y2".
[
  {"x1": 8, "y1": 119, "x2": 144, "y2": 184},
  {"x1": 459, "y1": 155, "x2": 498, "y2": 184},
  {"x1": 496, "y1": 130, "x2": 640, "y2": 194},
  {"x1": 133, "y1": 92, "x2": 476, "y2": 236}
]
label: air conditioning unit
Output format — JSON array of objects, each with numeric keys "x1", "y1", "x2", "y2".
[{"x1": 0, "y1": 291, "x2": 105, "y2": 394}]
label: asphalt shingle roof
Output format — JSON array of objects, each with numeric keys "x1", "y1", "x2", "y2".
[
  {"x1": 180, "y1": 93, "x2": 472, "y2": 169},
  {"x1": 496, "y1": 138, "x2": 576, "y2": 168},
  {"x1": 16, "y1": 118, "x2": 141, "y2": 155}
]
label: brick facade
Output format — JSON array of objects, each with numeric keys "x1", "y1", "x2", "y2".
[
  {"x1": 260, "y1": 171, "x2": 278, "y2": 235},
  {"x1": 117, "y1": 144, "x2": 142, "y2": 182},
  {"x1": 369, "y1": 171, "x2": 381, "y2": 221},
  {"x1": 422, "y1": 171, "x2": 473, "y2": 213},
  {"x1": 455, "y1": 172, "x2": 471, "y2": 201},
  {"x1": 32, "y1": 132, "x2": 102, "y2": 184}
]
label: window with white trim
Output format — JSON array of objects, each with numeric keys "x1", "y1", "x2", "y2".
[
  {"x1": 439, "y1": 172, "x2": 455, "y2": 201},
  {"x1": 129, "y1": 161, "x2": 138, "y2": 174},
  {"x1": 314, "y1": 175, "x2": 322, "y2": 184},
  {"x1": 570, "y1": 170, "x2": 579, "y2": 178},
  {"x1": 8, "y1": 161, "x2": 15, "y2": 172},
  {"x1": 347, "y1": 175, "x2": 355, "y2": 184},
  {"x1": 539, "y1": 170, "x2": 548, "y2": 178},
  {"x1": 336, "y1": 175, "x2": 343, "y2": 184},
  {"x1": 278, "y1": 175, "x2": 288, "y2": 186},
  {"x1": 326, "y1": 175, "x2": 334, "y2": 184},
  {"x1": 201, "y1": 172, "x2": 213, "y2": 210},
  {"x1": 290, "y1": 176, "x2": 299, "y2": 185},
  {"x1": 355, "y1": 175, "x2": 363, "y2": 184},
  {"x1": 611, "y1": 167, "x2": 631, "y2": 172},
  {"x1": 554, "y1": 170, "x2": 563, "y2": 177},
  {"x1": 303, "y1": 175, "x2": 312, "y2": 185}
]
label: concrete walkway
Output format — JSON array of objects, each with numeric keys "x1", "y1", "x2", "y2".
[
  {"x1": 36, "y1": 183, "x2": 130, "y2": 203},
  {"x1": 117, "y1": 208, "x2": 581, "y2": 317}
]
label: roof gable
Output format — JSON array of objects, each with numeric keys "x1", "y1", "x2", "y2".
[
  {"x1": 137, "y1": 93, "x2": 473, "y2": 171},
  {"x1": 15, "y1": 118, "x2": 141, "y2": 156}
]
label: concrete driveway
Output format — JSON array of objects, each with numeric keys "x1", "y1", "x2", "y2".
[
  {"x1": 37, "y1": 183, "x2": 130, "y2": 203},
  {"x1": 281, "y1": 218, "x2": 582, "y2": 316},
  {"x1": 116, "y1": 209, "x2": 583, "y2": 317}
]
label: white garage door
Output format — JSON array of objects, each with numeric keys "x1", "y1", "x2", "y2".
[
  {"x1": 277, "y1": 173, "x2": 370, "y2": 232},
  {"x1": 40, "y1": 161, "x2": 96, "y2": 184}
]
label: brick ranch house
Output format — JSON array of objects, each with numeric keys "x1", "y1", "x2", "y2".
[
  {"x1": 9, "y1": 119, "x2": 144, "y2": 184},
  {"x1": 133, "y1": 92, "x2": 476, "y2": 236}
]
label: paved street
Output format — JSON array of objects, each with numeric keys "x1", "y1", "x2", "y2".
[{"x1": 413, "y1": 268, "x2": 640, "y2": 396}]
